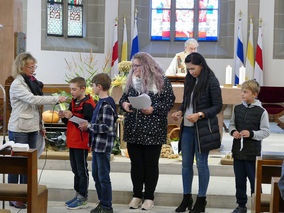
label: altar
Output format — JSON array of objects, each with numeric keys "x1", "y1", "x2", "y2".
[{"x1": 111, "y1": 84, "x2": 242, "y2": 137}]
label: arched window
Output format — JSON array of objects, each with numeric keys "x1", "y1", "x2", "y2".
[
  {"x1": 151, "y1": 0, "x2": 219, "y2": 41},
  {"x1": 47, "y1": 0, "x2": 83, "y2": 37}
]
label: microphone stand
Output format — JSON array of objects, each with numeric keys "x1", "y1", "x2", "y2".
[{"x1": 0, "y1": 84, "x2": 6, "y2": 209}]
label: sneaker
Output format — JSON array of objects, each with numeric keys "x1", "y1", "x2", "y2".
[
  {"x1": 141, "y1": 199, "x2": 154, "y2": 210},
  {"x1": 98, "y1": 207, "x2": 113, "y2": 213},
  {"x1": 232, "y1": 206, "x2": 247, "y2": 213},
  {"x1": 90, "y1": 202, "x2": 102, "y2": 213},
  {"x1": 9, "y1": 201, "x2": 26, "y2": 209},
  {"x1": 128, "y1": 197, "x2": 142, "y2": 209},
  {"x1": 66, "y1": 199, "x2": 88, "y2": 209},
  {"x1": 64, "y1": 197, "x2": 77, "y2": 206}
]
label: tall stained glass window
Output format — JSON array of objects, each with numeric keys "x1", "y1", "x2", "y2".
[
  {"x1": 175, "y1": 0, "x2": 194, "y2": 40},
  {"x1": 68, "y1": 0, "x2": 83, "y2": 37},
  {"x1": 47, "y1": 0, "x2": 84, "y2": 37},
  {"x1": 151, "y1": 0, "x2": 219, "y2": 41},
  {"x1": 47, "y1": 0, "x2": 63, "y2": 36},
  {"x1": 198, "y1": 0, "x2": 218, "y2": 41},
  {"x1": 151, "y1": 0, "x2": 171, "y2": 40}
]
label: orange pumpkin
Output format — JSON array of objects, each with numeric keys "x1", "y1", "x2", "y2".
[{"x1": 42, "y1": 110, "x2": 60, "y2": 123}]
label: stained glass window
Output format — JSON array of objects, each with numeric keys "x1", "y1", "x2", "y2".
[
  {"x1": 151, "y1": 0, "x2": 171, "y2": 40},
  {"x1": 150, "y1": 0, "x2": 219, "y2": 41},
  {"x1": 175, "y1": 0, "x2": 194, "y2": 40},
  {"x1": 198, "y1": 0, "x2": 218, "y2": 41},
  {"x1": 47, "y1": 0, "x2": 84, "y2": 37},
  {"x1": 47, "y1": 0, "x2": 63, "y2": 36},
  {"x1": 68, "y1": 5, "x2": 83, "y2": 37}
]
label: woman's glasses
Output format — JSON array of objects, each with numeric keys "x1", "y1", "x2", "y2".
[
  {"x1": 25, "y1": 65, "x2": 38, "y2": 70},
  {"x1": 132, "y1": 64, "x2": 142, "y2": 68}
]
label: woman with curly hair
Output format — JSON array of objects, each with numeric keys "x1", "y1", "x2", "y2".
[{"x1": 119, "y1": 52, "x2": 175, "y2": 210}]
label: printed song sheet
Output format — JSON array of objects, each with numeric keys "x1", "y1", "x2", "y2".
[{"x1": 128, "y1": 94, "x2": 152, "y2": 110}]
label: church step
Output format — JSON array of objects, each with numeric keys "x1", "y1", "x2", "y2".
[
  {"x1": 36, "y1": 170, "x2": 271, "y2": 209},
  {"x1": 2, "y1": 201, "x2": 235, "y2": 213},
  {"x1": 38, "y1": 155, "x2": 235, "y2": 177}
]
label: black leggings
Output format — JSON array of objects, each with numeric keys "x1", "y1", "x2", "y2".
[{"x1": 127, "y1": 143, "x2": 162, "y2": 200}]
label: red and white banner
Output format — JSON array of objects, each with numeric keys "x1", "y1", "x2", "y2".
[
  {"x1": 111, "y1": 20, "x2": 118, "y2": 76},
  {"x1": 254, "y1": 24, "x2": 263, "y2": 86}
]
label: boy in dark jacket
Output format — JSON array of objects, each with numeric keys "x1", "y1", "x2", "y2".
[
  {"x1": 79, "y1": 73, "x2": 117, "y2": 213},
  {"x1": 59, "y1": 77, "x2": 96, "y2": 209},
  {"x1": 229, "y1": 80, "x2": 270, "y2": 213}
]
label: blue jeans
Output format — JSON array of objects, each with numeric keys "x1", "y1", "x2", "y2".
[
  {"x1": 233, "y1": 159, "x2": 256, "y2": 207},
  {"x1": 92, "y1": 152, "x2": 112, "y2": 210},
  {"x1": 8, "y1": 131, "x2": 38, "y2": 184},
  {"x1": 181, "y1": 126, "x2": 210, "y2": 197}
]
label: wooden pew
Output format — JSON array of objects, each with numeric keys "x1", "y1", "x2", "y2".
[
  {"x1": 251, "y1": 157, "x2": 283, "y2": 213},
  {"x1": 270, "y1": 177, "x2": 284, "y2": 213},
  {"x1": 0, "y1": 149, "x2": 48, "y2": 213}
]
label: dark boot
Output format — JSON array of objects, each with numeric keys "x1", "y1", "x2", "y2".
[
  {"x1": 175, "y1": 194, "x2": 193, "y2": 212},
  {"x1": 190, "y1": 196, "x2": 207, "y2": 213}
]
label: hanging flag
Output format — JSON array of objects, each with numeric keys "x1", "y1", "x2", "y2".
[
  {"x1": 130, "y1": 9, "x2": 139, "y2": 59},
  {"x1": 254, "y1": 21, "x2": 263, "y2": 86},
  {"x1": 111, "y1": 19, "x2": 118, "y2": 76},
  {"x1": 121, "y1": 17, "x2": 128, "y2": 61},
  {"x1": 234, "y1": 14, "x2": 244, "y2": 85},
  {"x1": 245, "y1": 18, "x2": 254, "y2": 80}
]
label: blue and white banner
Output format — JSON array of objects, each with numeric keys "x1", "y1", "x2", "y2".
[
  {"x1": 234, "y1": 16, "x2": 244, "y2": 85},
  {"x1": 130, "y1": 13, "x2": 139, "y2": 59}
]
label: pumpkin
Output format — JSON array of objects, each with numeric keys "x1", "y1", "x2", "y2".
[{"x1": 42, "y1": 110, "x2": 60, "y2": 123}]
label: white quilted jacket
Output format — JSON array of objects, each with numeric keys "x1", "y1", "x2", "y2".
[{"x1": 8, "y1": 74, "x2": 59, "y2": 132}]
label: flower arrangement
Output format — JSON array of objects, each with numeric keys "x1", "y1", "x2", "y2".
[
  {"x1": 64, "y1": 52, "x2": 111, "y2": 101},
  {"x1": 118, "y1": 61, "x2": 132, "y2": 73},
  {"x1": 110, "y1": 61, "x2": 132, "y2": 94}
]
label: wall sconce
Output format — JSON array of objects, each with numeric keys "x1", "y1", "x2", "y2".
[{"x1": 0, "y1": 24, "x2": 3, "y2": 28}]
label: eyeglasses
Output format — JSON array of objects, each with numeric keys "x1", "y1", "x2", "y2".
[
  {"x1": 25, "y1": 65, "x2": 38, "y2": 70},
  {"x1": 132, "y1": 64, "x2": 142, "y2": 68}
]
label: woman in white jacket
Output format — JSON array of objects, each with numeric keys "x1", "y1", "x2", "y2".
[{"x1": 7, "y1": 52, "x2": 66, "y2": 209}]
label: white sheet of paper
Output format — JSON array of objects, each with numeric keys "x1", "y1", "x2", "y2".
[
  {"x1": 69, "y1": 116, "x2": 87, "y2": 124},
  {"x1": 128, "y1": 94, "x2": 152, "y2": 110},
  {"x1": 240, "y1": 135, "x2": 243, "y2": 151},
  {"x1": 171, "y1": 141, "x2": 179, "y2": 155}
]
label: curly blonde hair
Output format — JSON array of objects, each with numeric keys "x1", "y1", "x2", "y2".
[
  {"x1": 12, "y1": 52, "x2": 37, "y2": 78},
  {"x1": 125, "y1": 52, "x2": 164, "y2": 94}
]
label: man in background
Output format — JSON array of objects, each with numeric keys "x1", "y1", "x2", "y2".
[{"x1": 165, "y1": 38, "x2": 199, "y2": 76}]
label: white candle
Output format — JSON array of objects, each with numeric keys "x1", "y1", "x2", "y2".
[
  {"x1": 225, "y1": 65, "x2": 232, "y2": 84},
  {"x1": 239, "y1": 66, "x2": 246, "y2": 85}
]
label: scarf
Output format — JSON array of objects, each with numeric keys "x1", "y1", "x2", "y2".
[{"x1": 21, "y1": 74, "x2": 43, "y2": 96}]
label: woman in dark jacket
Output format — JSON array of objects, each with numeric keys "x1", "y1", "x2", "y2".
[
  {"x1": 172, "y1": 52, "x2": 222, "y2": 213},
  {"x1": 119, "y1": 52, "x2": 175, "y2": 210}
]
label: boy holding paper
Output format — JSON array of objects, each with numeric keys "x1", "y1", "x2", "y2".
[
  {"x1": 59, "y1": 77, "x2": 96, "y2": 209},
  {"x1": 229, "y1": 80, "x2": 270, "y2": 213}
]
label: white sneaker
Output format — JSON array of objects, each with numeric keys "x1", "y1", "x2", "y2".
[
  {"x1": 141, "y1": 199, "x2": 154, "y2": 210},
  {"x1": 128, "y1": 197, "x2": 142, "y2": 209}
]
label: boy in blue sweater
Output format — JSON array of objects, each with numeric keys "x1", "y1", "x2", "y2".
[{"x1": 80, "y1": 73, "x2": 117, "y2": 213}]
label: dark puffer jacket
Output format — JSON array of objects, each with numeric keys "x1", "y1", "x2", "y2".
[
  {"x1": 178, "y1": 72, "x2": 222, "y2": 153},
  {"x1": 119, "y1": 77, "x2": 175, "y2": 145}
]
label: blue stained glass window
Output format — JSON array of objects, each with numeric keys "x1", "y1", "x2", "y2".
[
  {"x1": 198, "y1": 0, "x2": 218, "y2": 41},
  {"x1": 47, "y1": 1, "x2": 63, "y2": 36},
  {"x1": 68, "y1": 5, "x2": 83, "y2": 37},
  {"x1": 151, "y1": 0, "x2": 171, "y2": 40},
  {"x1": 150, "y1": 0, "x2": 219, "y2": 41}
]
